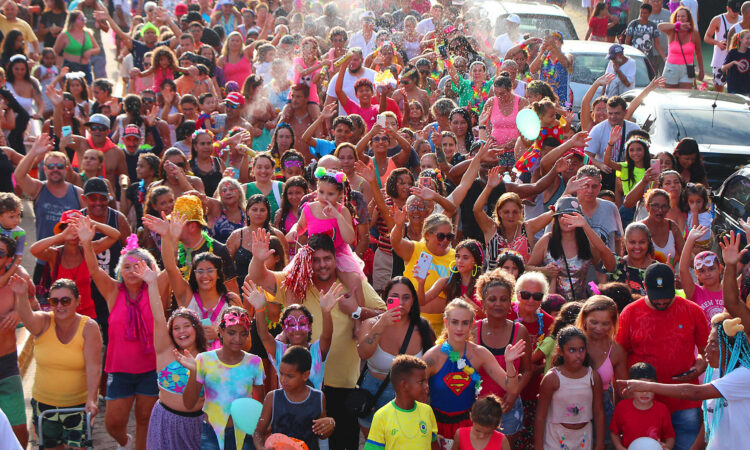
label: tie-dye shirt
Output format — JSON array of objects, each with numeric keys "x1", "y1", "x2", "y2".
[
  {"x1": 196, "y1": 350, "x2": 265, "y2": 450},
  {"x1": 272, "y1": 340, "x2": 326, "y2": 389}
]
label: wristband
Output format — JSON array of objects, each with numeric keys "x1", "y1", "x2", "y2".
[{"x1": 674, "y1": 21, "x2": 682, "y2": 31}]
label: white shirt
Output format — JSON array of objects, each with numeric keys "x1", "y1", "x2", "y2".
[
  {"x1": 514, "y1": 80, "x2": 527, "y2": 97},
  {"x1": 0, "y1": 410, "x2": 22, "y2": 450},
  {"x1": 348, "y1": 31, "x2": 378, "y2": 57},
  {"x1": 416, "y1": 17, "x2": 436, "y2": 35},
  {"x1": 493, "y1": 33, "x2": 521, "y2": 58},
  {"x1": 604, "y1": 57, "x2": 636, "y2": 96},
  {"x1": 708, "y1": 366, "x2": 750, "y2": 449},
  {"x1": 681, "y1": 0, "x2": 699, "y2": 26},
  {"x1": 585, "y1": 118, "x2": 640, "y2": 162},
  {"x1": 326, "y1": 67, "x2": 377, "y2": 115}
]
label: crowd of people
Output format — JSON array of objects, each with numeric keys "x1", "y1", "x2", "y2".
[{"x1": 0, "y1": 0, "x2": 749, "y2": 449}]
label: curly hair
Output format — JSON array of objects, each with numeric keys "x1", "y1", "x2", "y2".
[
  {"x1": 449, "y1": 107, "x2": 474, "y2": 153},
  {"x1": 444, "y1": 239, "x2": 483, "y2": 301},
  {"x1": 385, "y1": 167, "x2": 414, "y2": 200}
]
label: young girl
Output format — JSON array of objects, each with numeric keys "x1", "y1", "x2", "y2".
[
  {"x1": 535, "y1": 326, "x2": 605, "y2": 450},
  {"x1": 64, "y1": 72, "x2": 90, "y2": 121},
  {"x1": 415, "y1": 239, "x2": 485, "y2": 317},
  {"x1": 539, "y1": 301, "x2": 584, "y2": 373},
  {"x1": 292, "y1": 37, "x2": 327, "y2": 118},
  {"x1": 255, "y1": 43, "x2": 276, "y2": 84},
  {"x1": 586, "y1": 2, "x2": 611, "y2": 42},
  {"x1": 424, "y1": 299, "x2": 525, "y2": 441},
  {"x1": 575, "y1": 296, "x2": 628, "y2": 446},
  {"x1": 685, "y1": 183, "x2": 712, "y2": 251},
  {"x1": 604, "y1": 133, "x2": 651, "y2": 197},
  {"x1": 287, "y1": 169, "x2": 366, "y2": 310},
  {"x1": 453, "y1": 395, "x2": 511, "y2": 450},
  {"x1": 266, "y1": 124, "x2": 295, "y2": 181},
  {"x1": 680, "y1": 225, "x2": 724, "y2": 323},
  {"x1": 131, "y1": 45, "x2": 191, "y2": 93},
  {"x1": 722, "y1": 30, "x2": 750, "y2": 95},
  {"x1": 244, "y1": 280, "x2": 343, "y2": 389},
  {"x1": 280, "y1": 150, "x2": 305, "y2": 180},
  {"x1": 515, "y1": 99, "x2": 570, "y2": 175},
  {"x1": 33, "y1": 49, "x2": 60, "y2": 118},
  {"x1": 407, "y1": 100, "x2": 427, "y2": 132},
  {"x1": 176, "y1": 307, "x2": 265, "y2": 450},
  {"x1": 274, "y1": 176, "x2": 308, "y2": 251}
]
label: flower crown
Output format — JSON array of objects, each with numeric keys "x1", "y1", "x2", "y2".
[
  {"x1": 314, "y1": 167, "x2": 347, "y2": 184},
  {"x1": 625, "y1": 136, "x2": 650, "y2": 151},
  {"x1": 192, "y1": 128, "x2": 214, "y2": 140}
]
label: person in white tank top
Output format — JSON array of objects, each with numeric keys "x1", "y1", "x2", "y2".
[{"x1": 705, "y1": 3, "x2": 742, "y2": 91}]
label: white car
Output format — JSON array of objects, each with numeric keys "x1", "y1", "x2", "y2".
[
  {"x1": 472, "y1": 1, "x2": 579, "y2": 40},
  {"x1": 562, "y1": 40, "x2": 654, "y2": 114}
]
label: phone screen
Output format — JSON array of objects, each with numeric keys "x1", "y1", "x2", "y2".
[{"x1": 61, "y1": 125, "x2": 72, "y2": 137}]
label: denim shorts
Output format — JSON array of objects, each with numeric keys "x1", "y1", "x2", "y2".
[
  {"x1": 200, "y1": 422, "x2": 254, "y2": 450},
  {"x1": 357, "y1": 370, "x2": 396, "y2": 429},
  {"x1": 105, "y1": 371, "x2": 159, "y2": 400},
  {"x1": 498, "y1": 396, "x2": 524, "y2": 435}
]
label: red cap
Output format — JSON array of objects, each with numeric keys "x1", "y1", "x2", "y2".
[
  {"x1": 53, "y1": 210, "x2": 83, "y2": 234},
  {"x1": 175, "y1": 3, "x2": 188, "y2": 16},
  {"x1": 225, "y1": 92, "x2": 245, "y2": 106}
]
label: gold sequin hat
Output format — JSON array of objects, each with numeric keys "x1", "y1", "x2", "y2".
[{"x1": 171, "y1": 195, "x2": 206, "y2": 227}]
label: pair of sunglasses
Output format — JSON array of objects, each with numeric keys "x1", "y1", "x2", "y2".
[
  {"x1": 46, "y1": 163, "x2": 66, "y2": 170},
  {"x1": 89, "y1": 124, "x2": 108, "y2": 132},
  {"x1": 435, "y1": 232, "x2": 455, "y2": 242},
  {"x1": 49, "y1": 296, "x2": 73, "y2": 307},
  {"x1": 519, "y1": 291, "x2": 544, "y2": 301}
]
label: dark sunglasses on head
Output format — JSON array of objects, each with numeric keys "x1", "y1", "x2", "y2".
[
  {"x1": 89, "y1": 124, "x2": 108, "y2": 132},
  {"x1": 46, "y1": 163, "x2": 66, "y2": 170},
  {"x1": 49, "y1": 296, "x2": 73, "y2": 307},
  {"x1": 519, "y1": 291, "x2": 544, "y2": 301},
  {"x1": 435, "y1": 232, "x2": 455, "y2": 242}
]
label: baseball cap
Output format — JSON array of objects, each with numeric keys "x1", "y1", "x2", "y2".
[
  {"x1": 553, "y1": 196, "x2": 582, "y2": 216},
  {"x1": 53, "y1": 210, "x2": 83, "y2": 235},
  {"x1": 360, "y1": 11, "x2": 376, "y2": 22},
  {"x1": 123, "y1": 125, "x2": 141, "y2": 138},
  {"x1": 225, "y1": 92, "x2": 245, "y2": 106},
  {"x1": 175, "y1": 3, "x2": 188, "y2": 16},
  {"x1": 607, "y1": 44, "x2": 624, "y2": 60},
  {"x1": 85, "y1": 114, "x2": 110, "y2": 129},
  {"x1": 83, "y1": 178, "x2": 110, "y2": 197},
  {"x1": 506, "y1": 14, "x2": 521, "y2": 24},
  {"x1": 217, "y1": 0, "x2": 233, "y2": 5},
  {"x1": 644, "y1": 263, "x2": 675, "y2": 301}
]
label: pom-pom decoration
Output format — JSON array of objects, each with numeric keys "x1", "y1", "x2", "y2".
[{"x1": 281, "y1": 245, "x2": 314, "y2": 301}]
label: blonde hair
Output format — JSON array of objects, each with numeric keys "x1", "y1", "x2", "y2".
[
  {"x1": 43, "y1": 151, "x2": 70, "y2": 165},
  {"x1": 437, "y1": 298, "x2": 476, "y2": 344},
  {"x1": 422, "y1": 213, "x2": 453, "y2": 239},
  {"x1": 731, "y1": 29, "x2": 750, "y2": 49},
  {"x1": 575, "y1": 295, "x2": 619, "y2": 340},
  {"x1": 515, "y1": 271, "x2": 549, "y2": 298}
]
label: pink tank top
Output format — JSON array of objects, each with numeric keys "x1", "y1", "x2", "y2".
[
  {"x1": 303, "y1": 202, "x2": 347, "y2": 253},
  {"x1": 547, "y1": 367, "x2": 594, "y2": 424},
  {"x1": 458, "y1": 427, "x2": 505, "y2": 450},
  {"x1": 292, "y1": 57, "x2": 322, "y2": 103},
  {"x1": 490, "y1": 95, "x2": 521, "y2": 147},
  {"x1": 105, "y1": 285, "x2": 156, "y2": 373},
  {"x1": 596, "y1": 343, "x2": 614, "y2": 390},
  {"x1": 667, "y1": 33, "x2": 695, "y2": 65},
  {"x1": 152, "y1": 67, "x2": 175, "y2": 93},
  {"x1": 223, "y1": 54, "x2": 253, "y2": 86}
]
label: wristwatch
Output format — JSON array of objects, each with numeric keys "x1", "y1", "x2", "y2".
[{"x1": 351, "y1": 306, "x2": 362, "y2": 320}]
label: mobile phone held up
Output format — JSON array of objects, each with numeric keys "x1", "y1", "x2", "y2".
[
  {"x1": 387, "y1": 296, "x2": 401, "y2": 321},
  {"x1": 414, "y1": 251, "x2": 433, "y2": 280}
]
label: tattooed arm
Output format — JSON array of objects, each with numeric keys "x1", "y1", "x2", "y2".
[{"x1": 356, "y1": 316, "x2": 384, "y2": 360}]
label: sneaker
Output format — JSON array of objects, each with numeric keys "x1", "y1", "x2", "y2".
[{"x1": 116, "y1": 433, "x2": 133, "y2": 450}]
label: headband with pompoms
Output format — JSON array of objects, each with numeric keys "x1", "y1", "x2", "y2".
[{"x1": 314, "y1": 167, "x2": 347, "y2": 184}]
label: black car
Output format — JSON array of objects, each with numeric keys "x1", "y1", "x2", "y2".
[{"x1": 711, "y1": 165, "x2": 750, "y2": 250}]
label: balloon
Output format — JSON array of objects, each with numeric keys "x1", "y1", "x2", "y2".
[
  {"x1": 230, "y1": 398, "x2": 263, "y2": 435},
  {"x1": 628, "y1": 437, "x2": 663, "y2": 450},
  {"x1": 516, "y1": 109, "x2": 541, "y2": 141}
]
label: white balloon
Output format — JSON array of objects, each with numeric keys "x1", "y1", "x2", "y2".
[{"x1": 628, "y1": 437, "x2": 663, "y2": 450}]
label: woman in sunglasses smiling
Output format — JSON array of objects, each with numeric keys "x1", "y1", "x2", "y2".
[
  {"x1": 12, "y1": 276, "x2": 102, "y2": 450},
  {"x1": 152, "y1": 148, "x2": 205, "y2": 198}
]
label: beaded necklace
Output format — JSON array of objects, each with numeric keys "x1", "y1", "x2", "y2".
[{"x1": 469, "y1": 80, "x2": 491, "y2": 113}]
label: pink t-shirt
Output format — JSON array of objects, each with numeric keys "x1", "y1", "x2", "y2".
[
  {"x1": 343, "y1": 100, "x2": 379, "y2": 130},
  {"x1": 292, "y1": 57, "x2": 322, "y2": 104},
  {"x1": 690, "y1": 285, "x2": 724, "y2": 323}
]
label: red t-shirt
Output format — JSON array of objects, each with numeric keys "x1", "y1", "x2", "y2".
[
  {"x1": 507, "y1": 305, "x2": 554, "y2": 401},
  {"x1": 589, "y1": 16, "x2": 609, "y2": 38},
  {"x1": 610, "y1": 398, "x2": 675, "y2": 447},
  {"x1": 616, "y1": 297, "x2": 710, "y2": 412}
]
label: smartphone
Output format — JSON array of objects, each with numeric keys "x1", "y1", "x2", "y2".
[
  {"x1": 61, "y1": 125, "x2": 72, "y2": 137},
  {"x1": 214, "y1": 113, "x2": 227, "y2": 130},
  {"x1": 420, "y1": 177, "x2": 432, "y2": 188},
  {"x1": 651, "y1": 158, "x2": 661, "y2": 172},
  {"x1": 438, "y1": 44, "x2": 448, "y2": 59},
  {"x1": 414, "y1": 251, "x2": 434, "y2": 280},
  {"x1": 386, "y1": 296, "x2": 400, "y2": 321},
  {"x1": 376, "y1": 113, "x2": 386, "y2": 128},
  {"x1": 672, "y1": 368, "x2": 696, "y2": 379}
]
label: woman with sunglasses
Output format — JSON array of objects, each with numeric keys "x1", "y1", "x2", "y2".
[
  {"x1": 392, "y1": 65, "x2": 430, "y2": 120},
  {"x1": 152, "y1": 148, "x2": 205, "y2": 198},
  {"x1": 355, "y1": 277, "x2": 436, "y2": 436},
  {"x1": 12, "y1": 276, "x2": 102, "y2": 450},
  {"x1": 528, "y1": 196, "x2": 616, "y2": 300},
  {"x1": 639, "y1": 188, "x2": 684, "y2": 266}
]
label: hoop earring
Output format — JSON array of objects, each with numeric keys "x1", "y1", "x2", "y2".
[
  {"x1": 449, "y1": 261, "x2": 459, "y2": 274},
  {"x1": 472, "y1": 265, "x2": 480, "y2": 277}
]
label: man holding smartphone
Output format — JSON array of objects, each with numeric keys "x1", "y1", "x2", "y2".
[{"x1": 616, "y1": 264, "x2": 710, "y2": 450}]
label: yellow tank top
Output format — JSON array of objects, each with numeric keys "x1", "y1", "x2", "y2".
[{"x1": 33, "y1": 315, "x2": 89, "y2": 406}]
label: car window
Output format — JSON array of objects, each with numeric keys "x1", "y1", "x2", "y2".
[
  {"x1": 631, "y1": 103, "x2": 656, "y2": 131},
  {"x1": 494, "y1": 15, "x2": 578, "y2": 40},
  {"x1": 667, "y1": 109, "x2": 750, "y2": 146},
  {"x1": 719, "y1": 175, "x2": 750, "y2": 220},
  {"x1": 570, "y1": 54, "x2": 650, "y2": 87}
]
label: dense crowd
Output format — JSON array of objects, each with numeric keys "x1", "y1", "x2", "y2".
[{"x1": 0, "y1": 0, "x2": 749, "y2": 449}]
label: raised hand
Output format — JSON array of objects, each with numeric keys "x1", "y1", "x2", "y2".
[
  {"x1": 594, "y1": 73, "x2": 616, "y2": 86},
  {"x1": 739, "y1": 217, "x2": 750, "y2": 238},
  {"x1": 165, "y1": 211, "x2": 187, "y2": 239},
  {"x1": 553, "y1": 156, "x2": 571, "y2": 174},
  {"x1": 647, "y1": 76, "x2": 666, "y2": 91},
  {"x1": 72, "y1": 215, "x2": 95, "y2": 243},
  {"x1": 410, "y1": 185, "x2": 437, "y2": 201},
  {"x1": 565, "y1": 176, "x2": 587, "y2": 195},
  {"x1": 242, "y1": 279, "x2": 267, "y2": 310},
  {"x1": 487, "y1": 166, "x2": 504, "y2": 188},
  {"x1": 392, "y1": 204, "x2": 407, "y2": 225},
  {"x1": 687, "y1": 225, "x2": 709, "y2": 241},
  {"x1": 355, "y1": 160, "x2": 376, "y2": 184},
  {"x1": 30, "y1": 133, "x2": 53, "y2": 156},
  {"x1": 569, "y1": 131, "x2": 591, "y2": 148},
  {"x1": 172, "y1": 348, "x2": 197, "y2": 372},
  {"x1": 133, "y1": 259, "x2": 157, "y2": 284},
  {"x1": 504, "y1": 339, "x2": 526, "y2": 363},
  {"x1": 608, "y1": 125, "x2": 622, "y2": 146},
  {"x1": 250, "y1": 228, "x2": 275, "y2": 260},
  {"x1": 560, "y1": 213, "x2": 587, "y2": 229},
  {"x1": 9, "y1": 274, "x2": 27, "y2": 295},
  {"x1": 320, "y1": 282, "x2": 345, "y2": 313},
  {"x1": 142, "y1": 213, "x2": 169, "y2": 236},
  {"x1": 720, "y1": 231, "x2": 744, "y2": 266},
  {"x1": 145, "y1": 105, "x2": 159, "y2": 127},
  {"x1": 46, "y1": 84, "x2": 64, "y2": 106}
]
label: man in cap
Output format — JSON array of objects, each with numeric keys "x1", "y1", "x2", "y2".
[
  {"x1": 120, "y1": 123, "x2": 164, "y2": 183},
  {"x1": 349, "y1": 11, "x2": 377, "y2": 56},
  {"x1": 493, "y1": 14, "x2": 524, "y2": 58},
  {"x1": 14, "y1": 135, "x2": 83, "y2": 288},
  {"x1": 61, "y1": 113, "x2": 128, "y2": 196},
  {"x1": 224, "y1": 91, "x2": 252, "y2": 132},
  {"x1": 145, "y1": 194, "x2": 239, "y2": 296},
  {"x1": 604, "y1": 44, "x2": 636, "y2": 96},
  {"x1": 617, "y1": 263, "x2": 709, "y2": 450}
]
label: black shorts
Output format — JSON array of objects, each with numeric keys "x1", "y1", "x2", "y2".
[{"x1": 607, "y1": 23, "x2": 627, "y2": 37}]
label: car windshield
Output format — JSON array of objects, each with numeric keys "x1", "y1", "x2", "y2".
[
  {"x1": 517, "y1": 15, "x2": 578, "y2": 40},
  {"x1": 570, "y1": 53, "x2": 650, "y2": 86},
  {"x1": 667, "y1": 109, "x2": 750, "y2": 146}
]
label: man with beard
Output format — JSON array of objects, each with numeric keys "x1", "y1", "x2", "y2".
[
  {"x1": 616, "y1": 263, "x2": 709, "y2": 450},
  {"x1": 325, "y1": 47, "x2": 376, "y2": 116},
  {"x1": 14, "y1": 135, "x2": 83, "y2": 284},
  {"x1": 247, "y1": 231, "x2": 384, "y2": 450},
  {"x1": 280, "y1": 84, "x2": 318, "y2": 159}
]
